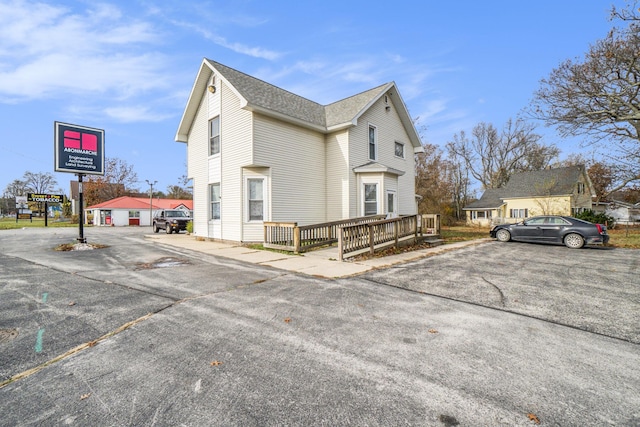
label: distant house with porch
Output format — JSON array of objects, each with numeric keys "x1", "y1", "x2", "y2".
[
  {"x1": 86, "y1": 196, "x2": 193, "y2": 227},
  {"x1": 464, "y1": 165, "x2": 595, "y2": 226},
  {"x1": 175, "y1": 59, "x2": 423, "y2": 242}
]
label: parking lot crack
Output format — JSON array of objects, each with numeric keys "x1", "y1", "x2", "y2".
[{"x1": 482, "y1": 276, "x2": 506, "y2": 306}]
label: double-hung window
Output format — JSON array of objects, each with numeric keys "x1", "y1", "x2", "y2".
[
  {"x1": 364, "y1": 184, "x2": 378, "y2": 216},
  {"x1": 209, "y1": 116, "x2": 220, "y2": 156},
  {"x1": 248, "y1": 179, "x2": 264, "y2": 221},
  {"x1": 368, "y1": 125, "x2": 377, "y2": 160},
  {"x1": 210, "y1": 183, "x2": 220, "y2": 220}
]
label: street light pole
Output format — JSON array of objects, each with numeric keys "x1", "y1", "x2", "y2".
[{"x1": 145, "y1": 180, "x2": 157, "y2": 228}]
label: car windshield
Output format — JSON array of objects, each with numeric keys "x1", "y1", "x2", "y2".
[{"x1": 166, "y1": 210, "x2": 188, "y2": 218}]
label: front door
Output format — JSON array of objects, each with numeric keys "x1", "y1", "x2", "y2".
[{"x1": 386, "y1": 191, "x2": 397, "y2": 218}]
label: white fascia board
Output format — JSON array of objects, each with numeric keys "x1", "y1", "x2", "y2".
[
  {"x1": 245, "y1": 104, "x2": 327, "y2": 133},
  {"x1": 175, "y1": 60, "x2": 212, "y2": 143}
]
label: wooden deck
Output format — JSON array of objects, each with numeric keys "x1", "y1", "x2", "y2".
[{"x1": 264, "y1": 214, "x2": 440, "y2": 261}]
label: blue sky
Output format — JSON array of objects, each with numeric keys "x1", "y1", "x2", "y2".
[{"x1": 0, "y1": 0, "x2": 624, "y2": 197}]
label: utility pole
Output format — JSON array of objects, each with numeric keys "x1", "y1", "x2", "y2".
[{"x1": 145, "y1": 179, "x2": 157, "y2": 227}]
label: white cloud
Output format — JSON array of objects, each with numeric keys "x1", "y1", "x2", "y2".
[
  {"x1": 169, "y1": 19, "x2": 282, "y2": 61},
  {"x1": 103, "y1": 105, "x2": 173, "y2": 123},
  {"x1": 0, "y1": 0, "x2": 168, "y2": 104}
]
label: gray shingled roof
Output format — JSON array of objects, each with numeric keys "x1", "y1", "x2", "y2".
[
  {"x1": 207, "y1": 59, "x2": 389, "y2": 129},
  {"x1": 325, "y1": 84, "x2": 390, "y2": 127},
  {"x1": 464, "y1": 188, "x2": 506, "y2": 209},
  {"x1": 501, "y1": 166, "x2": 585, "y2": 197},
  {"x1": 465, "y1": 166, "x2": 587, "y2": 210},
  {"x1": 207, "y1": 59, "x2": 327, "y2": 127}
]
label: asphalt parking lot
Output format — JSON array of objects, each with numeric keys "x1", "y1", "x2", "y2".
[{"x1": 0, "y1": 227, "x2": 638, "y2": 426}]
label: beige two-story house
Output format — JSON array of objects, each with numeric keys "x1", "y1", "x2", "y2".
[
  {"x1": 175, "y1": 59, "x2": 424, "y2": 242},
  {"x1": 464, "y1": 165, "x2": 595, "y2": 226}
]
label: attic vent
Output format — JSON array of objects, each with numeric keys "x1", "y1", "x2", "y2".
[{"x1": 384, "y1": 95, "x2": 388, "y2": 104}]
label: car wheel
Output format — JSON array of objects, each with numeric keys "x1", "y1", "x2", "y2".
[
  {"x1": 564, "y1": 233, "x2": 584, "y2": 249},
  {"x1": 153, "y1": 223, "x2": 159, "y2": 233},
  {"x1": 496, "y1": 229, "x2": 511, "y2": 242},
  {"x1": 166, "y1": 225, "x2": 172, "y2": 234}
]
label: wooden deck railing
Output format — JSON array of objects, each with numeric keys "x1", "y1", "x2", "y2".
[
  {"x1": 264, "y1": 213, "x2": 440, "y2": 260},
  {"x1": 263, "y1": 215, "x2": 385, "y2": 253},
  {"x1": 338, "y1": 215, "x2": 421, "y2": 261}
]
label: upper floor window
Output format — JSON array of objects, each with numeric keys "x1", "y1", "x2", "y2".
[
  {"x1": 394, "y1": 141, "x2": 404, "y2": 158},
  {"x1": 209, "y1": 116, "x2": 220, "y2": 156},
  {"x1": 368, "y1": 125, "x2": 377, "y2": 160},
  {"x1": 577, "y1": 182, "x2": 585, "y2": 194}
]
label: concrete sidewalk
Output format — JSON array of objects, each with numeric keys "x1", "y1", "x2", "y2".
[{"x1": 146, "y1": 233, "x2": 490, "y2": 278}]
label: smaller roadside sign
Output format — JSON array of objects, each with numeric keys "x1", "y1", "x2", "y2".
[
  {"x1": 27, "y1": 193, "x2": 64, "y2": 203},
  {"x1": 15, "y1": 196, "x2": 28, "y2": 209}
]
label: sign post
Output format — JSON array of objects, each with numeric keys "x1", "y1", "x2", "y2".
[{"x1": 54, "y1": 122, "x2": 104, "y2": 243}]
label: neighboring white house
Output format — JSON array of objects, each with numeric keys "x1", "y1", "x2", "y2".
[
  {"x1": 605, "y1": 200, "x2": 640, "y2": 225},
  {"x1": 175, "y1": 59, "x2": 424, "y2": 242},
  {"x1": 86, "y1": 196, "x2": 193, "y2": 227}
]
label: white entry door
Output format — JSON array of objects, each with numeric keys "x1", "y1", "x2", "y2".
[{"x1": 386, "y1": 191, "x2": 397, "y2": 218}]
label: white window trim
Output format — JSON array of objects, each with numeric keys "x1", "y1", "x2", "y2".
[
  {"x1": 368, "y1": 124, "x2": 378, "y2": 161},
  {"x1": 210, "y1": 183, "x2": 221, "y2": 221},
  {"x1": 245, "y1": 177, "x2": 268, "y2": 222},
  {"x1": 394, "y1": 141, "x2": 405, "y2": 159},
  {"x1": 209, "y1": 116, "x2": 220, "y2": 157},
  {"x1": 362, "y1": 182, "x2": 381, "y2": 216}
]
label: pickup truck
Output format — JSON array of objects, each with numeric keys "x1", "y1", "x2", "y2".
[{"x1": 153, "y1": 209, "x2": 190, "y2": 234}]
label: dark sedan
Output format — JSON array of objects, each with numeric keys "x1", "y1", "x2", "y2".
[{"x1": 490, "y1": 215, "x2": 609, "y2": 249}]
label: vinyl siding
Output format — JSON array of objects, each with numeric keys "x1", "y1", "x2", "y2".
[
  {"x1": 504, "y1": 196, "x2": 572, "y2": 217},
  {"x1": 186, "y1": 92, "x2": 209, "y2": 237},
  {"x1": 349, "y1": 97, "x2": 417, "y2": 215},
  {"x1": 220, "y1": 79, "x2": 253, "y2": 242},
  {"x1": 325, "y1": 130, "x2": 351, "y2": 220},
  {"x1": 207, "y1": 84, "x2": 222, "y2": 238},
  {"x1": 253, "y1": 114, "x2": 326, "y2": 225}
]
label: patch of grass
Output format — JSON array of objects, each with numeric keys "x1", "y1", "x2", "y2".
[
  {"x1": 244, "y1": 243, "x2": 300, "y2": 256},
  {"x1": 0, "y1": 217, "x2": 79, "y2": 230},
  {"x1": 441, "y1": 224, "x2": 640, "y2": 249},
  {"x1": 608, "y1": 226, "x2": 640, "y2": 249},
  {"x1": 441, "y1": 225, "x2": 489, "y2": 243}
]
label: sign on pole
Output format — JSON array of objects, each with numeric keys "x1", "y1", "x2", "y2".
[
  {"x1": 27, "y1": 193, "x2": 64, "y2": 203},
  {"x1": 54, "y1": 121, "x2": 104, "y2": 243},
  {"x1": 54, "y1": 122, "x2": 105, "y2": 175}
]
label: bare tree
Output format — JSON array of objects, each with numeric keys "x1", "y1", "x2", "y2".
[
  {"x1": 166, "y1": 184, "x2": 192, "y2": 199},
  {"x1": 447, "y1": 119, "x2": 559, "y2": 189},
  {"x1": 4, "y1": 179, "x2": 28, "y2": 199},
  {"x1": 531, "y1": 2, "x2": 640, "y2": 189},
  {"x1": 23, "y1": 172, "x2": 58, "y2": 216},
  {"x1": 415, "y1": 143, "x2": 457, "y2": 222},
  {"x1": 85, "y1": 157, "x2": 138, "y2": 206}
]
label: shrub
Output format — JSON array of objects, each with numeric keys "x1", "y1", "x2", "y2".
[
  {"x1": 573, "y1": 209, "x2": 616, "y2": 228},
  {"x1": 186, "y1": 220, "x2": 193, "y2": 234}
]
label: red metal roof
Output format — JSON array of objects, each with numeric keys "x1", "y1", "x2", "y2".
[{"x1": 86, "y1": 196, "x2": 193, "y2": 210}]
